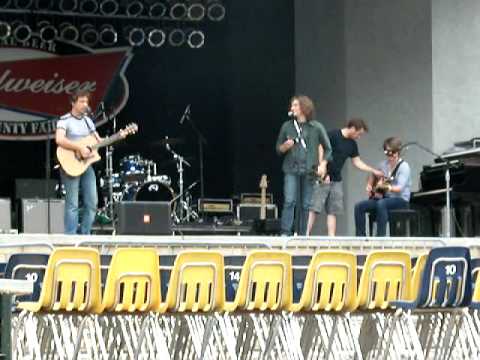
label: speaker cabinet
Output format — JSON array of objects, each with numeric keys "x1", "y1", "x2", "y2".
[
  {"x1": 116, "y1": 201, "x2": 172, "y2": 235},
  {"x1": 0, "y1": 198, "x2": 11, "y2": 231},
  {"x1": 20, "y1": 199, "x2": 64, "y2": 234}
]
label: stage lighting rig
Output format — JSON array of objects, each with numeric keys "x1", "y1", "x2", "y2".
[
  {"x1": 148, "y1": 28, "x2": 166, "y2": 47},
  {"x1": 0, "y1": 21, "x2": 11, "y2": 40},
  {"x1": 187, "y1": 29, "x2": 204, "y2": 48},
  {"x1": 207, "y1": 0, "x2": 225, "y2": 21},
  {"x1": 168, "y1": 28, "x2": 185, "y2": 47}
]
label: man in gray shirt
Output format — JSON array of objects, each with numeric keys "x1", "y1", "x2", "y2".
[
  {"x1": 56, "y1": 90, "x2": 101, "y2": 234},
  {"x1": 354, "y1": 137, "x2": 411, "y2": 236}
]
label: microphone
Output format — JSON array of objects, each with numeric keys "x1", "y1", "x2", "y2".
[
  {"x1": 400, "y1": 141, "x2": 417, "y2": 151},
  {"x1": 179, "y1": 104, "x2": 191, "y2": 125},
  {"x1": 288, "y1": 111, "x2": 294, "y2": 117},
  {"x1": 83, "y1": 105, "x2": 93, "y2": 117}
]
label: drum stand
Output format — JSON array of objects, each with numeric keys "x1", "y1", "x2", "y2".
[{"x1": 170, "y1": 181, "x2": 199, "y2": 223}]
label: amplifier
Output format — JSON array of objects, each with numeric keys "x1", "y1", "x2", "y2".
[
  {"x1": 237, "y1": 203, "x2": 278, "y2": 222},
  {"x1": 198, "y1": 198, "x2": 233, "y2": 215},
  {"x1": 116, "y1": 201, "x2": 172, "y2": 235},
  {"x1": 20, "y1": 199, "x2": 64, "y2": 233},
  {"x1": 0, "y1": 198, "x2": 11, "y2": 231},
  {"x1": 240, "y1": 193, "x2": 273, "y2": 204}
]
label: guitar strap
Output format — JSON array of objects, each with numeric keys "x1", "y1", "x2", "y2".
[
  {"x1": 293, "y1": 119, "x2": 307, "y2": 149},
  {"x1": 388, "y1": 159, "x2": 404, "y2": 181}
]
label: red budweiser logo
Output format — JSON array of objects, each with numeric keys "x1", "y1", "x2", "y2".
[
  {"x1": 0, "y1": 51, "x2": 127, "y2": 116},
  {"x1": 0, "y1": 42, "x2": 132, "y2": 140}
]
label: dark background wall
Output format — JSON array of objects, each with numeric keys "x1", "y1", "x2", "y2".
[{"x1": 0, "y1": 0, "x2": 294, "y2": 206}]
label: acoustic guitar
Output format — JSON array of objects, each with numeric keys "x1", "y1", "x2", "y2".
[
  {"x1": 57, "y1": 123, "x2": 138, "y2": 176},
  {"x1": 368, "y1": 159, "x2": 404, "y2": 199},
  {"x1": 369, "y1": 176, "x2": 391, "y2": 199}
]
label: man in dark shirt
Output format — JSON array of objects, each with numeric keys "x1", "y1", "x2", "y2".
[
  {"x1": 276, "y1": 95, "x2": 332, "y2": 235},
  {"x1": 306, "y1": 118, "x2": 383, "y2": 236}
]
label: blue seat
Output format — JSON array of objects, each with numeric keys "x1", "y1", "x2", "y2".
[
  {"x1": 224, "y1": 255, "x2": 245, "y2": 301},
  {"x1": 393, "y1": 246, "x2": 472, "y2": 310},
  {"x1": 4, "y1": 253, "x2": 50, "y2": 303},
  {"x1": 159, "y1": 255, "x2": 176, "y2": 300},
  {"x1": 0, "y1": 262, "x2": 7, "y2": 277},
  {"x1": 292, "y1": 255, "x2": 311, "y2": 303},
  {"x1": 100, "y1": 254, "x2": 112, "y2": 292}
]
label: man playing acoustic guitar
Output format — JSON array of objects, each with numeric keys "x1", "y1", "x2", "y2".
[
  {"x1": 354, "y1": 137, "x2": 412, "y2": 237},
  {"x1": 55, "y1": 90, "x2": 126, "y2": 234}
]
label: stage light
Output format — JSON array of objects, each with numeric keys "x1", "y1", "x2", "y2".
[
  {"x1": 187, "y1": 3, "x2": 205, "y2": 21},
  {"x1": 207, "y1": 1, "x2": 225, "y2": 21},
  {"x1": 99, "y1": 24, "x2": 117, "y2": 46},
  {"x1": 0, "y1": 21, "x2": 11, "y2": 40},
  {"x1": 38, "y1": 21, "x2": 57, "y2": 42},
  {"x1": 148, "y1": 28, "x2": 165, "y2": 47},
  {"x1": 79, "y1": 0, "x2": 97, "y2": 14},
  {"x1": 59, "y1": 0, "x2": 77, "y2": 11},
  {"x1": 149, "y1": 2, "x2": 167, "y2": 18},
  {"x1": 59, "y1": 22, "x2": 79, "y2": 42},
  {"x1": 126, "y1": 0, "x2": 143, "y2": 17},
  {"x1": 187, "y1": 29, "x2": 204, "y2": 48},
  {"x1": 99, "y1": 0, "x2": 118, "y2": 16},
  {"x1": 13, "y1": 0, "x2": 33, "y2": 9},
  {"x1": 13, "y1": 23, "x2": 32, "y2": 42},
  {"x1": 170, "y1": 2, "x2": 187, "y2": 20},
  {"x1": 80, "y1": 23, "x2": 99, "y2": 47},
  {"x1": 12, "y1": 21, "x2": 32, "y2": 42},
  {"x1": 35, "y1": 0, "x2": 52, "y2": 10},
  {"x1": 168, "y1": 28, "x2": 185, "y2": 47},
  {"x1": 126, "y1": 27, "x2": 145, "y2": 46}
]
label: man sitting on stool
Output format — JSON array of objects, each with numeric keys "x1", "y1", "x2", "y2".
[{"x1": 354, "y1": 137, "x2": 411, "y2": 237}]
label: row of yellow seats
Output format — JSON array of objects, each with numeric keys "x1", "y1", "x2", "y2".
[{"x1": 18, "y1": 247, "x2": 430, "y2": 315}]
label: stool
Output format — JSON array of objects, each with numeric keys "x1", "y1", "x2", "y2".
[{"x1": 367, "y1": 208, "x2": 420, "y2": 237}]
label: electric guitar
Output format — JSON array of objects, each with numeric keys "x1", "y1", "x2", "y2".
[
  {"x1": 57, "y1": 123, "x2": 138, "y2": 176},
  {"x1": 259, "y1": 174, "x2": 268, "y2": 220}
]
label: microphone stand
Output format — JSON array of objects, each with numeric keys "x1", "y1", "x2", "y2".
[
  {"x1": 180, "y1": 106, "x2": 207, "y2": 200},
  {"x1": 402, "y1": 141, "x2": 453, "y2": 237},
  {"x1": 165, "y1": 137, "x2": 191, "y2": 222},
  {"x1": 45, "y1": 128, "x2": 54, "y2": 234}
]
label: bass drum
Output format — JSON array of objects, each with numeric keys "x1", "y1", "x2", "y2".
[{"x1": 133, "y1": 181, "x2": 176, "y2": 212}]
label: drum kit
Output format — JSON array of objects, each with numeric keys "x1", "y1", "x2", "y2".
[{"x1": 97, "y1": 136, "x2": 199, "y2": 226}]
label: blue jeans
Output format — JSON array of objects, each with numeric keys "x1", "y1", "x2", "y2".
[
  {"x1": 354, "y1": 197, "x2": 408, "y2": 236},
  {"x1": 280, "y1": 173, "x2": 313, "y2": 235},
  {"x1": 61, "y1": 166, "x2": 98, "y2": 235}
]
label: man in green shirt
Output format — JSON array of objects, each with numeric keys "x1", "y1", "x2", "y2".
[{"x1": 276, "y1": 95, "x2": 332, "y2": 235}]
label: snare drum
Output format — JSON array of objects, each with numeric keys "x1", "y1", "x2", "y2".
[{"x1": 120, "y1": 155, "x2": 147, "y2": 183}]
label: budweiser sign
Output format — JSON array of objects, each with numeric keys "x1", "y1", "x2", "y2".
[{"x1": 0, "y1": 35, "x2": 132, "y2": 140}]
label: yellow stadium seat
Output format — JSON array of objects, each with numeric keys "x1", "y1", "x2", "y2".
[
  {"x1": 161, "y1": 250, "x2": 225, "y2": 313},
  {"x1": 356, "y1": 250, "x2": 412, "y2": 310},
  {"x1": 17, "y1": 247, "x2": 102, "y2": 313},
  {"x1": 291, "y1": 250, "x2": 358, "y2": 313},
  {"x1": 101, "y1": 247, "x2": 162, "y2": 313},
  {"x1": 225, "y1": 250, "x2": 292, "y2": 312}
]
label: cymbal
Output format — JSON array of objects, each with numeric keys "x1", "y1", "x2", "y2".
[
  {"x1": 150, "y1": 137, "x2": 185, "y2": 146},
  {"x1": 159, "y1": 156, "x2": 194, "y2": 168}
]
